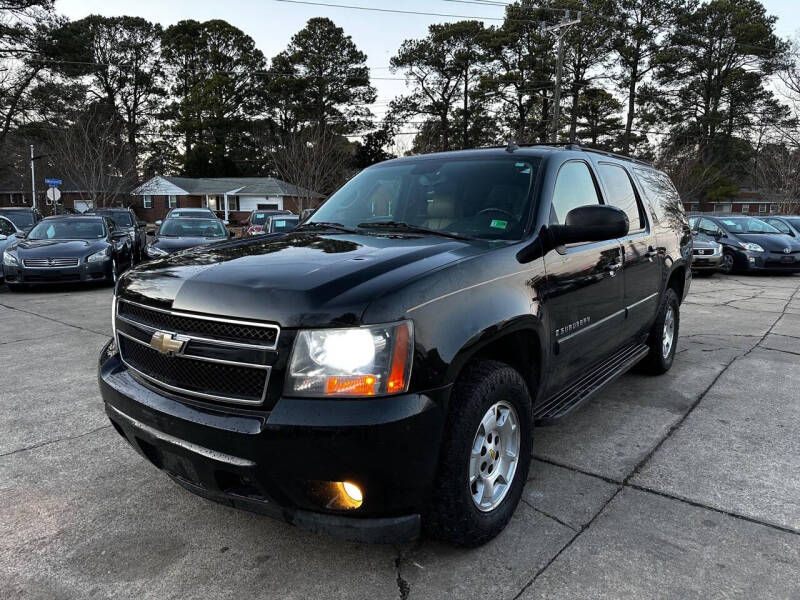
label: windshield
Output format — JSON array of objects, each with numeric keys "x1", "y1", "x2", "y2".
[
  {"x1": 270, "y1": 217, "x2": 299, "y2": 233},
  {"x1": 1, "y1": 211, "x2": 34, "y2": 227},
  {"x1": 158, "y1": 219, "x2": 227, "y2": 237},
  {"x1": 100, "y1": 211, "x2": 133, "y2": 227},
  {"x1": 308, "y1": 157, "x2": 541, "y2": 240},
  {"x1": 252, "y1": 213, "x2": 268, "y2": 224},
  {"x1": 28, "y1": 219, "x2": 105, "y2": 240},
  {"x1": 719, "y1": 217, "x2": 781, "y2": 234}
]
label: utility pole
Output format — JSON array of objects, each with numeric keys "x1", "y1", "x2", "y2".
[
  {"x1": 30, "y1": 145, "x2": 37, "y2": 210},
  {"x1": 548, "y1": 11, "x2": 582, "y2": 143}
]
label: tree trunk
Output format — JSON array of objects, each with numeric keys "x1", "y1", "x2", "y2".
[
  {"x1": 622, "y1": 63, "x2": 639, "y2": 154},
  {"x1": 568, "y1": 82, "x2": 580, "y2": 143}
]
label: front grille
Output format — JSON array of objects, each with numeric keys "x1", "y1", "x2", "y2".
[
  {"x1": 23, "y1": 257, "x2": 79, "y2": 267},
  {"x1": 24, "y1": 273, "x2": 81, "y2": 282},
  {"x1": 693, "y1": 249, "x2": 714, "y2": 256},
  {"x1": 115, "y1": 298, "x2": 279, "y2": 405},
  {"x1": 118, "y1": 300, "x2": 278, "y2": 346},
  {"x1": 119, "y1": 336, "x2": 269, "y2": 403}
]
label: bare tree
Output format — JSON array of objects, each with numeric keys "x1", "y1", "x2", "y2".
[
  {"x1": 272, "y1": 125, "x2": 350, "y2": 212},
  {"x1": 46, "y1": 104, "x2": 137, "y2": 208},
  {"x1": 757, "y1": 144, "x2": 800, "y2": 214}
]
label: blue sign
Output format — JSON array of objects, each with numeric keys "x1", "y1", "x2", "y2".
[{"x1": 44, "y1": 178, "x2": 62, "y2": 186}]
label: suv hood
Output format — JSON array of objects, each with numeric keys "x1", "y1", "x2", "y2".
[{"x1": 119, "y1": 232, "x2": 487, "y2": 327}]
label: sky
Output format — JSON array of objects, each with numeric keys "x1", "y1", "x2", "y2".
[{"x1": 55, "y1": 0, "x2": 800, "y2": 142}]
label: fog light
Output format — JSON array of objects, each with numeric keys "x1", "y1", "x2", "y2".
[
  {"x1": 342, "y1": 481, "x2": 363, "y2": 504},
  {"x1": 748, "y1": 256, "x2": 756, "y2": 263}
]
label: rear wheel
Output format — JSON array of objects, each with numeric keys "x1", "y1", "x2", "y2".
[
  {"x1": 426, "y1": 360, "x2": 532, "y2": 547},
  {"x1": 641, "y1": 288, "x2": 680, "y2": 374}
]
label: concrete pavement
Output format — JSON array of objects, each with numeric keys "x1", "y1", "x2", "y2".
[{"x1": 1, "y1": 273, "x2": 799, "y2": 599}]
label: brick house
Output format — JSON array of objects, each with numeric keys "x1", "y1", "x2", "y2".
[
  {"x1": 682, "y1": 189, "x2": 787, "y2": 215},
  {"x1": 131, "y1": 176, "x2": 325, "y2": 223}
]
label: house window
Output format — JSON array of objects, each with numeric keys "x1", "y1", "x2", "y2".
[
  {"x1": 718, "y1": 203, "x2": 732, "y2": 213},
  {"x1": 770, "y1": 204, "x2": 778, "y2": 213},
  {"x1": 759, "y1": 203, "x2": 767, "y2": 213},
  {"x1": 168, "y1": 195, "x2": 178, "y2": 208},
  {"x1": 207, "y1": 196, "x2": 218, "y2": 211},
  {"x1": 143, "y1": 195, "x2": 153, "y2": 209},
  {"x1": 228, "y1": 195, "x2": 240, "y2": 211},
  {"x1": 740, "y1": 204, "x2": 749, "y2": 213}
]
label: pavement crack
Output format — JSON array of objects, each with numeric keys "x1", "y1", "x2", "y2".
[
  {"x1": 512, "y1": 487, "x2": 623, "y2": 599},
  {"x1": 521, "y1": 499, "x2": 580, "y2": 532},
  {"x1": 0, "y1": 424, "x2": 111, "y2": 459},
  {"x1": 394, "y1": 547, "x2": 411, "y2": 600},
  {"x1": 628, "y1": 483, "x2": 800, "y2": 537},
  {"x1": 0, "y1": 302, "x2": 108, "y2": 338}
]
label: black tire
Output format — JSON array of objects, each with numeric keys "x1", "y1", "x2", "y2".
[
  {"x1": 721, "y1": 252, "x2": 735, "y2": 274},
  {"x1": 641, "y1": 288, "x2": 680, "y2": 375},
  {"x1": 426, "y1": 360, "x2": 533, "y2": 547}
]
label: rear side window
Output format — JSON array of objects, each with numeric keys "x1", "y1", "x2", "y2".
[
  {"x1": 598, "y1": 163, "x2": 644, "y2": 232},
  {"x1": 766, "y1": 219, "x2": 791, "y2": 234},
  {"x1": 551, "y1": 161, "x2": 600, "y2": 224}
]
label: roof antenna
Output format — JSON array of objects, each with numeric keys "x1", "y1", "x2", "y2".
[{"x1": 505, "y1": 139, "x2": 519, "y2": 153}]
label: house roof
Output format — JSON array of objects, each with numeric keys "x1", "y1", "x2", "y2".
[{"x1": 133, "y1": 176, "x2": 323, "y2": 198}]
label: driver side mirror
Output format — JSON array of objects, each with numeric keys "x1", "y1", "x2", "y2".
[
  {"x1": 549, "y1": 205, "x2": 629, "y2": 246},
  {"x1": 146, "y1": 228, "x2": 156, "y2": 236}
]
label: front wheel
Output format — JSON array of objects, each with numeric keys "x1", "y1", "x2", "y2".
[
  {"x1": 641, "y1": 288, "x2": 680, "y2": 375},
  {"x1": 426, "y1": 360, "x2": 532, "y2": 547},
  {"x1": 721, "y1": 252, "x2": 735, "y2": 274}
]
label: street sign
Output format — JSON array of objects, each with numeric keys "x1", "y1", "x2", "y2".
[
  {"x1": 46, "y1": 187, "x2": 61, "y2": 204},
  {"x1": 44, "y1": 178, "x2": 62, "y2": 186}
]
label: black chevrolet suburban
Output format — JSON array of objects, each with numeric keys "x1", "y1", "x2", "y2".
[{"x1": 98, "y1": 145, "x2": 691, "y2": 546}]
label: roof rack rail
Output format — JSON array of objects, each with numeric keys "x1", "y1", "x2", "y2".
[{"x1": 491, "y1": 141, "x2": 654, "y2": 167}]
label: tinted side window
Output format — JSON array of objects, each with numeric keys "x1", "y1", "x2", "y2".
[
  {"x1": 598, "y1": 163, "x2": 644, "y2": 231},
  {"x1": 551, "y1": 161, "x2": 600, "y2": 224},
  {"x1": 0, "y1": 218, "x2": 15, "y2": 235},
  {"x1": 698, "y1": 218, "x2": 720, "y2": 235},
  {"x1": 767, "y1": 219, "x2": 791, "y2": 234}
]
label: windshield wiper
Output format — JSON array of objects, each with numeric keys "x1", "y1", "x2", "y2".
[
  {"x1": 296, "y1": 221, "x2": 358, "y2": 234},
  {"x1": 357, "y1": 221, "x2": 473, "y2": 241}
]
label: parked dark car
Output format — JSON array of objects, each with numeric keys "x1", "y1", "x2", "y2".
[
  {"x1": 145, "y1": 218, "x2": 231, "y2": 258},
  {"x1": 3, "y1": 215, "x2": 132, "y2": 290},
  {"x1": 244, "y1": 209, "x2": 293, "y2": 236},
  {"x1": 84, "y1": 207, "x2": 147, "y2": 263},
  {"x1": 688, "y1": 215, "x2": 800, "y2": 273},
  {"x1": 0, "y1": 215, "x2": 23, "y2": 282},
  {"x1": 762, "y1": 215, "x2": 800, "y2": 238},
  {"x1": 156, "y1": 207, "x2": 219, "y2": 226},
  {"x1": 99, "y1": 145, "x2": 691, "y2": 546},
  {"x1": 690, "y1": 233, "x2": 723, "y2": 276},
  {"x1": 0, "y1": 206, "x2": 43, "y2": 233}
]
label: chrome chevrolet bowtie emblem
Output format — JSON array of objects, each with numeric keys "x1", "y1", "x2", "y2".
[
  {"x1": 784, "y1": 248, "x2": 792, "y2": 254},
  {"x1": 149, "y1": 330, "x2": 188, "y2": 355}
]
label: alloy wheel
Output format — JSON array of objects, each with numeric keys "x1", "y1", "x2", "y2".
[
  {"x1": 662, "y1": 305, "x2": 675, "y2": 358},
  {"x1": 468, "y1": 401, "x2": 520, "y2": 512}
]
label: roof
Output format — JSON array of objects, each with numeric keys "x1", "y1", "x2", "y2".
[{"x1": 133, "y1": 176, "x2": 323, "y2": 198}]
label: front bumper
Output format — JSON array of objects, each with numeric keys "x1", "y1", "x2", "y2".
[
  {"x1": 4, "y1": 260, "x2": 110, "y2": 284},
  {"x1": 98, "y1": 342, "x2": 448, "y2": 543},
  {"x1": 740, "y1": 251, "x2": 800, "y2": 272},
  {"x1": 691, "y1": 254, "x2": 723, "y2": 271}
]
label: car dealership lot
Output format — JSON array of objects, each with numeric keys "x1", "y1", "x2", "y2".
[{"x1": 1, "y1": 275, "x2": 799, "y2": 599}]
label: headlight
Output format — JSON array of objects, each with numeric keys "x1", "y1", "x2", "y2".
[
  {"x1": 2, "y1": 250, "x2": 18, "y2": 266},
  {"x1": 146, "y1": 245, "x2": 168, "y2": 257},
  {"x1": 86, "y1": 248, "x2": 110, "y2": 262},
  {"x1": 713, "y1": 243, "x2": 723, "y2": 255},
  {"x1": 285, "y1": 321, "x2": 413, "y2": 397},
  {"x1": 128, "y1": 231, "x2": 136, "y2": 240},
  {"x1": 738, "y1": 242, "x2": 764, "y2": 252}
]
